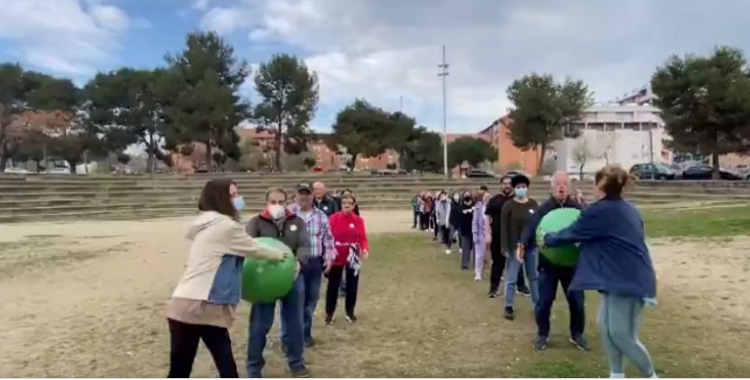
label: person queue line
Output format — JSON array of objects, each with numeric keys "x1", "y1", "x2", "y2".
[
  {"x1": 166, "y1": 179, "x2": 368, "y2": 378},
  {"x1": 415, "y1": 167, "x2": 659, "y2": 378}
]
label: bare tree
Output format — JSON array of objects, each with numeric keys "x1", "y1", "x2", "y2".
[
  {"x1": 595, "y1": 132, "x2": 615, "y2": 165},
  {"x1": 571, "y1": 137, "x2": 591, "y2": 180}
]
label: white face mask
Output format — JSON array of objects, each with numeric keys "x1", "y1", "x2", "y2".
[{"x1": 267, "y1": 204, "x2": 285, "y2": 220}]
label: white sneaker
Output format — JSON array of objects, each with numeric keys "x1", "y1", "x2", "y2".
[
  {"x1": 445, "y1": 249, "x2": 451, "y2": 255},
  {"x1": 474, "y1": 275, "x2": 481, "y2": 281}
]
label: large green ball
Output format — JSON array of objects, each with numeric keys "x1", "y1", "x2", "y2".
[
  {"x1": 537, "y1": 208, "x2": 582, "y2": 267},
  {"x1": 241, "y1": 237, "x2": 296, "y2": 303}
]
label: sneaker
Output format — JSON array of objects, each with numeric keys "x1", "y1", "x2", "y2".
[
  {"x1": 474, "y1": 275, "x2": 481, "y2": 281},
  {"x1": 305, "y1": 337, "x2": 316, "y2": 348},
  {"x1": 503, "y1": 306, "x2": 515, "y2": 320},
  {"x1": 488, "y1": 291, "x2": 498, "y2": 298},
  {"x1": 569, "y1": 335, "x2": 591, "y2": 351},
  {"x1": 533, "y1": 335, "x2": 549, "y2": 351},
  {"x1": 324, "y1": 314, "x2": 334, "y2": 325},
  {"x1": 290, "y1": 367, "x2": 311, "y2": 378},
  {"x1": 517, "y1": 287, "x2": 531, "y2": 297},
  {"x1": 345, "y1": 313, "x2": 357, "y2": 323}
]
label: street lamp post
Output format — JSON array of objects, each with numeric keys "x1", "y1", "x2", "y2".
[{"x1": 437, "y1": 45, "x2": 449, "y2": 176}]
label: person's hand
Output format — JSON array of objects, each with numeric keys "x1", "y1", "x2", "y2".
[
  {"x1": 294, "y1": 261, "x2": 301, "y2": 279},
  {"x1": 323, "y1": 261, "x2": 332, "y2": 275},
  {"x1": 485, "y1": 233, "x2": 492, "y2": 245},
  {"x1": 516, "y1": 245, "x2": 525, "y2": 264},
  {"x1": 362, "y1": 250, "x2": 369, "y2": 260},
  {"x1": 502, "y1": 251, "x2": 509, "y2": 258},
  {"x1": 537, "y1": 236, "x2": 548, "y2": 251}
]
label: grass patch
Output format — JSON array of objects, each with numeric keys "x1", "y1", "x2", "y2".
[{"x1": 643, "y1": 205, "x2": 750, "y2": 238}]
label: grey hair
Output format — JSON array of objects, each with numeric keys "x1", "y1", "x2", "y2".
[
  {"x1": 265, "y1": 187, "x2": 288, "y2": 201},
  {"x1": 550, "y1": 171, "x2": 570, "y2": 187}
]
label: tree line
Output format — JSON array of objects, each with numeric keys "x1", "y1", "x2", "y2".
[
  {"x1": 501, "y1": 46, "x2": 750, "y2": 178},
  {"x1": 2, "y1": 31, "x2": 748, "y2": 176}
]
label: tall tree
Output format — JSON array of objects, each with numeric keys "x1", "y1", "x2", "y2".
[
  {"x1": 26, "y1": 76, "x2": 98, "y2": 174},
  {"x1": 506, "y1": 73, "x2": 592, "y2": 174},
  {"x1": 85, "y1": 68, "x2": 165, "y2": 173},
  {"x1": 254, "y1": 53, "x2": 319, "y2": 171},
  {"x1": 0, "y1": 63, "x2": 30, "y2": 171},
  {"x1": 400, "y1": 127, "x2": 442, "y2": 172},
  {"x1": 651, "y1": 46, "x2": 750, "y2": 178},
  {"x1": 447, "y1": 136, "x2": 498, "y2": 168},
  {"x1": 159, "y1": 31, "x2": 250, "y2": 171},
  {"x1": 327, "y1": 99, "x2": 394, "y2": 169}
]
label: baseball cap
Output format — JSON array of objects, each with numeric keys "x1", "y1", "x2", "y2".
[{"x1": 296, "y1": 182, "x2": 313, "y2": 193}]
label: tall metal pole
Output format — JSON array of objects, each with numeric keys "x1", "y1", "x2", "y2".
[
  {"x1": 399, "y1": 95, "x2": 403, "y2": 113},
  {"x1": 437, "y1": 45, "x2": 449, "y2": 176}
]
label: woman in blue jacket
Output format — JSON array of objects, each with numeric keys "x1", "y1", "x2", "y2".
[{"x1": 541, "y1": 165, "x2": 658, "y2": 379}]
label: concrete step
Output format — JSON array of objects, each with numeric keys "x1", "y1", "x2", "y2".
[{"x1": 0, "y1": 190, "x2": 740, "y2": 210}]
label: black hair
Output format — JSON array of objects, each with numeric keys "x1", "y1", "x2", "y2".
[{"x1": 510, "y1": 174, "x2": 530, "y2": 188}]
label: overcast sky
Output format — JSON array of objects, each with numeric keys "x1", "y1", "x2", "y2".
[{"x1": 2, "y1": 0, "x2": 750, "y2": 133}]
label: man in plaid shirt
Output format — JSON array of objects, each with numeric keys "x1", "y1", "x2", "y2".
[{"x1": 281, "y1": 182, "x2": 335, "y2": 350}]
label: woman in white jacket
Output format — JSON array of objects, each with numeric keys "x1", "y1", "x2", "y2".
[{"x1": 166, "y1": 179, "x2": 285, "y2": 378}]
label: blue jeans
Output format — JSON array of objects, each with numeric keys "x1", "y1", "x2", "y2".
[
  {"x1": 281, "y1": 257, "x2": 323, "y2": 345},
  {"x1": 504, "y1": 249, "x2": 539, "y2": 307},
  {"x1": 247, "y1": 276, "x2": 306, "y2": 377},
  {"x1": 598, "y1": 293, "x2": 655, "y2": 377}
]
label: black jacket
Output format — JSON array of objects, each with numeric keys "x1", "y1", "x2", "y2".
[
  {"x1": 457, "y1": 202, "x2": 475, "y2": 237},
  {"x1": 520, "y1": 195, "x2": 582, "y2": 269},
  {"x1": 314, "y1": 195, "x2": 339, "y2": 217}
]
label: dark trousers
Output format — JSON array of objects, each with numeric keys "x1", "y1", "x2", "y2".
[
  {"x1": 167, "y1": 318, "x2": 238, "y2": 378},
  {"x1": 412, "y1": 210, "x2": 419, "y2": 227},
  {"x1": 441, "y1": 225, "x2": 453, "y2": 248},
  {"x1": 247, "y1": 276, "x2": 305, "y2": 377},
  {"x1": 326, "y1": 265, "x2": 360, "y2": 316},
  {"x1": 489, "y1": 241, "x2": 528, "y2": 293},
  {"x1": 419, "y1": 212, "x2": 429, "y2": 230},
  {"x1": 535, "y1": 265, "x2": 586, "y2": 338}
]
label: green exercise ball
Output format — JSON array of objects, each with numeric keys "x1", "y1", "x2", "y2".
[
  {"x1": 536, "y1": 208, "x2": 582, "y2": 267},
  {"x1": 241, "y1": 237, "x2": 296, "y2": 303}
]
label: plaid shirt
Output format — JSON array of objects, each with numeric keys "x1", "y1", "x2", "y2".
[{"x1": 290, "y1": 204, "x2": 336, "y2": 262}]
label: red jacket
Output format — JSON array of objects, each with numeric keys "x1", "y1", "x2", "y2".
[{"x1": 329, "y1": 211, "x2": 370, "y2": 266}]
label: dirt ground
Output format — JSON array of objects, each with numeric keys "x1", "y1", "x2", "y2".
[{"x1": 0, "y1": 210, "x2": 748, "y2": 377}]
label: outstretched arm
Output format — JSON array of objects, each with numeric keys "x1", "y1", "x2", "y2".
[{"x1": 544, "y1": 206, "x2": 603, "y2": 247}]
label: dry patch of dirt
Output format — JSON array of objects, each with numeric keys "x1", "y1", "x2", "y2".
[{"x1": 0, "y1": 210, "x2": 747, "y2": 377}]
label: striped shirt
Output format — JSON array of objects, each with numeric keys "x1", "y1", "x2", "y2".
[{"x1": 290, "y1": 204, "x2": 336, "y2": 262}]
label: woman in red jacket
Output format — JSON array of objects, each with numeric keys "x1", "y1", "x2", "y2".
[{"x1": 324, "y1": 193, "x2": 369, "y2": 324}]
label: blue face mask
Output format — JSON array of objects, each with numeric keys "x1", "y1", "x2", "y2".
[
  {"x1": 232, "y1": 197, "x2": 246, "y2": 211},
  {"x1": 514, "y1": 188, "x2": 528, "y2": 198}
]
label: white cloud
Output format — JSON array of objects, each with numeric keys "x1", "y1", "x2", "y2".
[
  {"x1": 195, "y1": 0, "x2": 750, "y2": 131},
  {"x1": 0, "y1": 0, "x2": 130, "y2": 76}
]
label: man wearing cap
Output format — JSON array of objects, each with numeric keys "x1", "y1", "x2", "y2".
[{"x1": 282, "y1": 182, "x2": 336, "y2": 350}]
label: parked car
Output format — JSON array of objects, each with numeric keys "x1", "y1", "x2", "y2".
[
  {"x1": 466, "y1": 169, "x2": 497, "y2": 178},
  {"x1": 504, "y1": 170, "x2": 530, "y2": 178},
  {"x1": 629, "y1": 163, "x2": 676, "y2": 180},
  {"x1": 681, "y1": 165, "x2": 741, "y2": 180}
]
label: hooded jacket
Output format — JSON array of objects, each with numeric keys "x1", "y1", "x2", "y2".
[
  {"x1": 167, "y1": 211, "x2": 282, "y2": 328},
  {"x1": 434, "y1": 198, "x2": 451, "y2": 226},
  {"x1": 246, "y1": 209, "x2": 312, "y2": 265},
  {"x1": 543, "y1": 196, "x2": 657, "y2": 299}
]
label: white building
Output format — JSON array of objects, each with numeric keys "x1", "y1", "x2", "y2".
[{"x1": 552, "y1": 96, "x2": 672, "y2": 174}]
